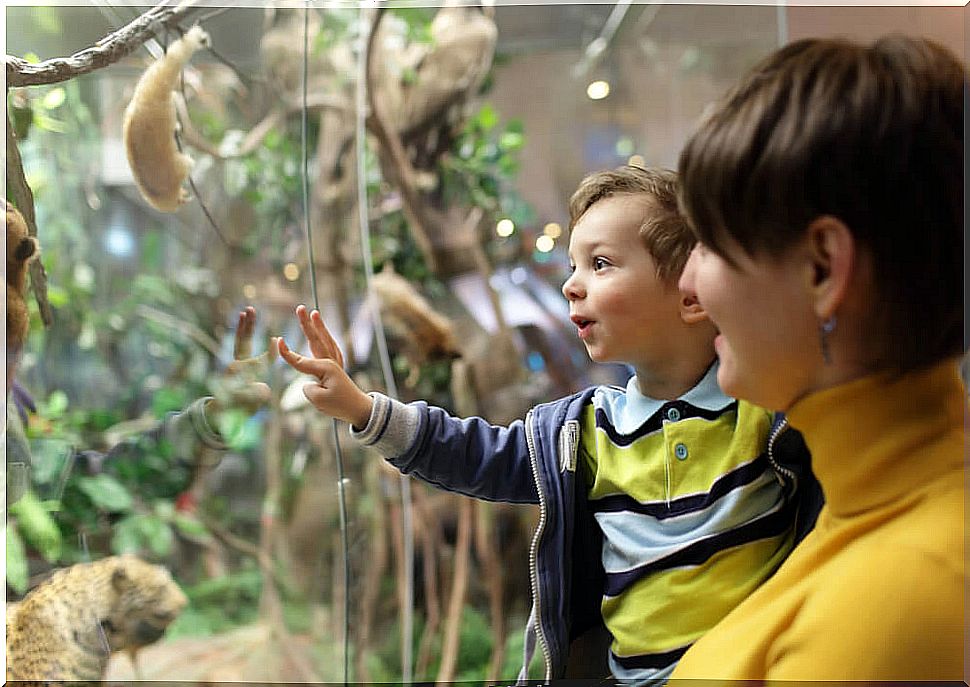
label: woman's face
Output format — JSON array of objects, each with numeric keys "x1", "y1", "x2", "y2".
[{"x1": 678, "y1": 239, "x2": 821, "y2": 412}]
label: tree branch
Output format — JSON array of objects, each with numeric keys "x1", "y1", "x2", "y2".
[
  {"x1": 6, "y1": 110, "x2": 53, "y2": 326},
  {"x1": 364, "y1": 8, "x2": 440, "y2": 274},
  {"x1": 6, "y1": 1, "x2": 203, "y2": 88}
]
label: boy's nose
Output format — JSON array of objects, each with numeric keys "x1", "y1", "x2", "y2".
[{"x1": 562, "y1": 273, "x2": 584, "y2": 300}]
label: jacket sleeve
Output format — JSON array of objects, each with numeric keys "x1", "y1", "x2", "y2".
[
  {"x1": 81, "y1": 397, "x2": 228, "y2": 499},
  {"x1": 351, "y1": 392, "x2": 539, "y2": 504},
  {"x1": 771, "y1": 414, "x2": 823, "y2": 544}
]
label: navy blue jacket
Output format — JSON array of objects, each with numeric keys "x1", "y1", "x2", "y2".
[{"x1": 374, "y1": 389, "x2": 821, "y2": 680}]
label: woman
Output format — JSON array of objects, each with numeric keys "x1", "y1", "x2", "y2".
[{"x1": 673, "y1": 35, "x2": 965, "y2": 680}]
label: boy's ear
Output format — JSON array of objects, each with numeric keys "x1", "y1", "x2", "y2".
[
  {"x1": 804, "y1": 215, "x2": 855, "y2": 320},
  {"x1": 679, "y1": 294, "x2": 709, "y2": 325}
]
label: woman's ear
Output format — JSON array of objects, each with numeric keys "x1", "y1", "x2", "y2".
[
  {"x1": 805, "y1": 215, "x2": 855, "y2": 320},
  {"x1": 679, "y1": 294, "x2": 709, "y2": 325}
]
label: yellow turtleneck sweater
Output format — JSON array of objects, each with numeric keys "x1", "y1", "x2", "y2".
[{"x1": 670, "y1": 358, "x2": 966, "y2": 681}]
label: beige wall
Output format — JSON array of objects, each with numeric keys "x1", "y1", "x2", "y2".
[
  {"x1": 788, "y1": 5, "x2": 965, "y2": 58},
  {"x1": 488, "y1": 4, "x2": 965, "y2": 237}
]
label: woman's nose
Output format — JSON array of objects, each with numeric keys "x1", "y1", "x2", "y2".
[{"x1": 678, "y1": 245, "x2": 700, "y2": 300}]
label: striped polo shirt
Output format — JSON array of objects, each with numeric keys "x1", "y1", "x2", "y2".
[{"x1": 579, "y1": 362, "x2": 795, "y2": 684}]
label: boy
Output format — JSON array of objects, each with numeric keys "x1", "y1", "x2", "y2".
[{"x1": 278, "y1": 166, "x2": 813, "y2": 683}]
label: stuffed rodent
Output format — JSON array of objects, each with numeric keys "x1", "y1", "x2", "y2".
[
  {"x1": 122, "y1": 26, "x2": 210, "y2": 212},
  {"x1": 5, "y1": 199, "x2": 39, "y2": 352}
]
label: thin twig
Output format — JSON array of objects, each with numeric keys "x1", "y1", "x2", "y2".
[{"x1": 133, "y1": 304, "x2": 222, "y2": 357}]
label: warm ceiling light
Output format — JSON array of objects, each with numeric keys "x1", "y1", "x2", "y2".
[
  {"x1": 587, "y1": 80, "x2": 610, "y2": 100},
  {"x1": 543, "y1": 222, "x2": 562, "y2": 239},
  {"x1": 496, "y1": 218, "x2": 515, "y2": 237},
  {"x1": 283, "y1": 263, "x2": 300, "y2": 281},
  {"x1": 535, "y1": 235, "x2": 555, "y2": 253}
]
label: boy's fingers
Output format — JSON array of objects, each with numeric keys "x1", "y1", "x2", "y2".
[
  {"x1": 278, "y1": 338, "x2": 336, "y2": 378},
  {"x1": 309, "y1": 309, "x2": 344, "y2": 367},
  {"x1": 297, "y1": 305, "x2": 329, "y2": 359}
]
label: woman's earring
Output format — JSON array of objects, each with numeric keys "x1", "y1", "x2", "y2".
[{"x1": 819, "y1": 316, "x2": 837, "y2": 364}]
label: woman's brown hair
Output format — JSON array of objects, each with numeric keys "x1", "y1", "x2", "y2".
[{"x1": 678, "y1": 35, "x2": 966, "y2": 371}]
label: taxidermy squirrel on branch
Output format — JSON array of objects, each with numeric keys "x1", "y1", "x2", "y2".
[
  {"x1": 5, "y1": 200, "x2": 39, "y2": 355},
  {"x1": 122, "y1": 25, "x2": 210, "y2": 212}
]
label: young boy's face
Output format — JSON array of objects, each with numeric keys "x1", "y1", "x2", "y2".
[{"x1": 562, "y1": 195, "x2": 682, "y2": 370}]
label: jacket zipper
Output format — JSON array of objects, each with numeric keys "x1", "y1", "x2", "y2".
[
  {"x1": 767, "y1": 416, "x2": 798, "y2": 484},
  {"x1": 525, "y1": 409, "x2": 554, "y2": 681}
]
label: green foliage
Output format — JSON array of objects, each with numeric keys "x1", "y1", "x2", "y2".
[
  {"x1": 388, "y1": 7, "x2": 436, "y2": 45},
  {"x1": 167, "y1": 566, "x2": 263, "y2": 637},
  {"x1": 363, "y1": 606, "x2": 535, "y2": 682},
  {"x1": 214, "y1": 408, "x2": 264, "y2": 452},
  {"x1": 440, "y1": 104, "x2": 528, "y2": 219},
  {"x1": 9, "y1": 489, "x2": 63, "y2": 562},
  {"x1": 76, "y1": 474, "x2": 134, "y2": 512},
  {"x1": 111, "y1": 512, "x2": 175, "y2": 557},
  {"x1": 6, "y1": 526, "x2": 30, "y2": 594}
]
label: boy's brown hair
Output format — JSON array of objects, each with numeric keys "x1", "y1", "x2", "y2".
[
  {"x1": 677, "y1": 35, "x2": 965, "y2": 372},
  {"x1": 569, "y1": 165, "x2": 692, "y2": 285}
]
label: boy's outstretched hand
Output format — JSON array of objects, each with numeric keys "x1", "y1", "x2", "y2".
[{"x1": 278, "y1": 305, "x2": 373, "y2": 430}]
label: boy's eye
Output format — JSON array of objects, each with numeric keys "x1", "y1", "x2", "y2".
[
  {"x1": 567, "y1": 263, "x2": 576, "y2": 273},
  {"x1": 592, "y1": 257, "x2": 609, "y2": 270}
]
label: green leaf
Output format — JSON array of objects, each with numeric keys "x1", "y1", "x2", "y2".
[
  {"x1": 6, "y1": 526, "x2": 29, "y2": 594},
  {"x1": 41, "y1": 390, "x2": 69, "y2": 419},
  {"x1": 476, "y1": 103, "x2": 498, "y2": 131},
  {"x1": 76, "y1": 474, "x2": 134, "y2": 512},
  {"x1": 42, "y1": 87, "x2": 66, "y2": 110},
  {"x1": 152, "y1": 387, "x2": 188, "y2": 417},
  {"x1": 153, "y1": 499, "x2": 175, "y2": 519},
  {"x1": 46, "y1": 285, "x2": 70, "y2": 308},
  {"x1": 137, "y1": 515, "x2": 175, "y2": 556},
  {"x1": 9, "y1": 489, "x2": 62, "y2": 562},
  {"x1": 214, "y1": 410, "x2": 262, "y2": 452},
  {"x1": 173, "y1": 513, "x2": 212, "y2": 541},
  {"x1": 34, "y1": 112, "x2": 67, "y2": 133},
  {"x1": 111, "y1": 515, "x2": 142, "y2": 554},
  {"x1": 29, "y1": 438, "x2": 73, "y2": 485},
  {"x1": 401, "y1": 66, "x2": 419, "y2": 86},
  {"x1": 499, "y1": 130, "x2": 524, "y2": 151},
  {"x1": 504, "y1": 118, "x2": 524, "y2": 134}
]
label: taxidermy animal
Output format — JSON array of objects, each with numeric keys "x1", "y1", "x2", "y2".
[
  {"x1": 6, "y1": 555, "x2": 188, "y2": 682},
  {"x1": 375, "y1": 2, "x2": 497, "y2": 170},
  {"x1": 123, "y1": 26, "x2": 210, "y2": 212},
  {"x1": 370, "y1": 264, "x2": 460, "y2": 386},
  {"x1": 5, "y1": 199, "x2": 39, "y2": 352}
]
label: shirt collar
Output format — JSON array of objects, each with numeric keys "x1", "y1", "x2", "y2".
[{"x1": 597, "y1": 360, "x2": 731, "y2": 433}]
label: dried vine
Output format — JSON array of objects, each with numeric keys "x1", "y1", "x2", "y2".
[{"x1": 6, "y1": 2, "x2": 202, "y2": 88}]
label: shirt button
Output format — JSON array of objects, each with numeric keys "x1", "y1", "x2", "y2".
[
  {"x1": 674, "y1": 443, "x2": 689, "y2": 460},
  {"x1": 666, "y1": 407, "x2": 681, "y2": 422}
]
